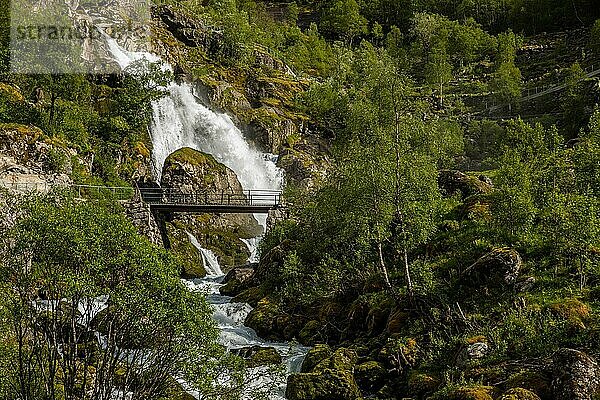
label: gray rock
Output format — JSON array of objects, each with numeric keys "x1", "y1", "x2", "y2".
[{"x1": 552, "y1": 348, "x2": 600, "y2": 400}]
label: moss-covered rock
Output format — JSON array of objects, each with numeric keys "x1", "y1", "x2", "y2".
[
  {"x1": 161, "y1": 147, "x2": 261, "y2": 270},
  {"x1": 462, "y1": 247, "x2": 522, "y2": 287},
  {"x1": 233, "y1": 345, "x2": 282, "y2": 367},
  {"x1": 548, "y1": 298, "x2": 590, "y2": 329},
  {"x1": 313, "y1": 348, "x2": 357, "y2": 373},
  {"x1": 244, "y1": 297, "x2": 280, "y2": 339},
  {"x1": 505, "y1": 370, "x2": 552, "y2": 399},
  {"x1": 354, "y1": 361, "x2": 387, "y2": 392},
  {"x1": 286, "y1": 369, "x2": 361, "y2": 400},
  {"x1": 438, "y1": 170, "x2": 493, "y2": 198},
  {"x1": 298, "y1": 319, "x2": 323, "y2": 345},
  {"x1": 408, "y1": 371, "x2": 441, "y2": 397},
  {"x1": 498, "y1": 388, "x2": 541, "y2": 400},
  {"x1": 301, "y1": 344, "x2": 333, "y2": 373},
  {"x1": 438, "y1": 385, "x2": 498, "y2": 400}
]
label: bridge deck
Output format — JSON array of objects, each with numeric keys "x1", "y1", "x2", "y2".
[{"x1": 139, "y1": 188, "x2": 281, "y2": 214}]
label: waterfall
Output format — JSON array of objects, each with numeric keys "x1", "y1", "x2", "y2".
[
  {"x1": 187, "y1": 232, "x2": 223, "y2": 276},
  {"x1": 241, "y1": 238, "x2": 260, "y2": 264},
  {"x1": 105, "y1": 35, "x2": 306, "y2": 400},
  {"x1": 103, "y1": 36, "x2": 283, "y2": 194}
]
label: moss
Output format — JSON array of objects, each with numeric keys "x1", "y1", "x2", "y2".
[
  {"x1": 0, "y1": 83, "x2": 25, "y2": 102},
  {"x1": 0, "y1": 123, "x2": 43, "y2": 143},
  {"x1": 165, "y1": 147, "x2": 226, "y2": 172},
  {"x1": 133, "y1": 141, "x2": 150, "y2": 158},
  {"x1": 439, "y1": 385, "x2": 498, "y2": 400},
  {"x1": 166, "y1": 223, "x2": 206, "y2": 278},
  {"x1": 498, "y1": 388, "x2": 541, "y2": 400},
  {"x1": 548, "y1": 298, "x2": 591, "y2": 328},
  {"x1": 505, "y1": 370, "x2": 552, "y2": 399},
  {"x1": 247, "y1": 347, "x2": 282, "y2": 367},
  {"x1": 408, "y1": 372, "x2": 441, "y2": 396}
]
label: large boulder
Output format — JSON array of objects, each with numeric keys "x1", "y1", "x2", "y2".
[
  {"x1": 301, "y1": 344, "x2": 333, "y2": 373},
  {"x1": 219, "y1": 267, "x2": 254, "y2": 296},
  {"x1": 286, "y1": 369, "x2": 361, "y2": 400},
  {"x1": 462, "y1": 247, "x2": 522, "y2": 287},
  {"x1": 290, "y1": 347, "x2": 361, "y2": 400},
  {"x1": 552, "y1": 348, "x2": 600, "y2": 400},
  {"x1": 232, "y1": 345, "x2": 282, "y2": 367}
]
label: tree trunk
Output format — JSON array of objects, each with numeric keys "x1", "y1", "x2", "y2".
[{"x1": 377, "y1": 240, "x2": 392, "y2": 289}]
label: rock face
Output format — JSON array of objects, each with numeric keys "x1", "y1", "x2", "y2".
[
  {"x1": 0, "y1": 123, "x2": 73, "y2": 190},
  {"x1": 552, "y1": 348, "x2": 600, "y2": 400},
  {"x1": 160, "y1": 147, "x2": 261, "y2": 272},
  {"x1": 287, "y1": 347, "x2": 361, "y2": 400},
  {"x1": 462, "y1": 247, "x2": 522, "y2": 287},
  {"x1": 219, "y1": 267, "x2": 254, "y2": 296}
]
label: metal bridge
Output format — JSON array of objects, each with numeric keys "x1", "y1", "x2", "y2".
[
  {"x1": 0, "y1": 182, "x2": 282, "y2": 214},
  {"x1": 138, "y1": 188, "x2": 282, "y2": 214}
]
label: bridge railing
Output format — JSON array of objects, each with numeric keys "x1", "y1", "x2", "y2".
[
  {"x1": 139, "y1": 188, "x2": 282, "y2": 207},
  {"x1": 0, "y1": 182, "x2": 135, "y2": 201}
]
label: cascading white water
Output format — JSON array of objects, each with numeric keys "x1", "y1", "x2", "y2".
[
  {"x1": 104, "y1": 35, "x2": 283, "y2": 195},
  {"x1": 105, "y1": 37, "x2": 306, "y2": 399},
  {"x1": 187, "y1": 232, "x2": 223, "y2": 276}
]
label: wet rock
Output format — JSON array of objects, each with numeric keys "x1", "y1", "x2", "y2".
[
  {"x1": 219, "y1": 267, "x2": 254, "y2": 296},
  {"x1": 232, "y1": 345, "x2": 282, "y2": 367},
  {"x1": 462, "y1": 247, "x2": 522, "y2": 286},
  {"x1": 286, "y1": 369, "x2": 361, "y2": 400},
  {"x1": 165, "y1": 222, "x2": 206, "y2": 278},
  {"x1": 301, "y1": 344, "x2": 333, "y2": 373},
  {"x1": 552, "y1": 348, "x2": 600, "y2": 400}
]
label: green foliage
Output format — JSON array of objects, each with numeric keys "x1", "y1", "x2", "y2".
[
  {"x1": 591, "y1": 19, "x2": 600, "y2": 53},
  {"x1": 0, "y1": 194, "x2": 244, "y2": 399},
  {"x1": 319, "y1": 0, "x2": 368, "y2": 43},
  {"x1": 491, "y1": 61, "x2": 521, "y2": 109}
]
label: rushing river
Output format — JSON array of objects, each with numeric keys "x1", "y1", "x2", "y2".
[{"x1": 183, "y1": 241, "x2": 308, "y2": 399}]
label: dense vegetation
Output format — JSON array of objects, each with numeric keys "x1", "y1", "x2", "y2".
[{"x1": 0, "y1": 0, "x2": 599, "y2": 398}]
